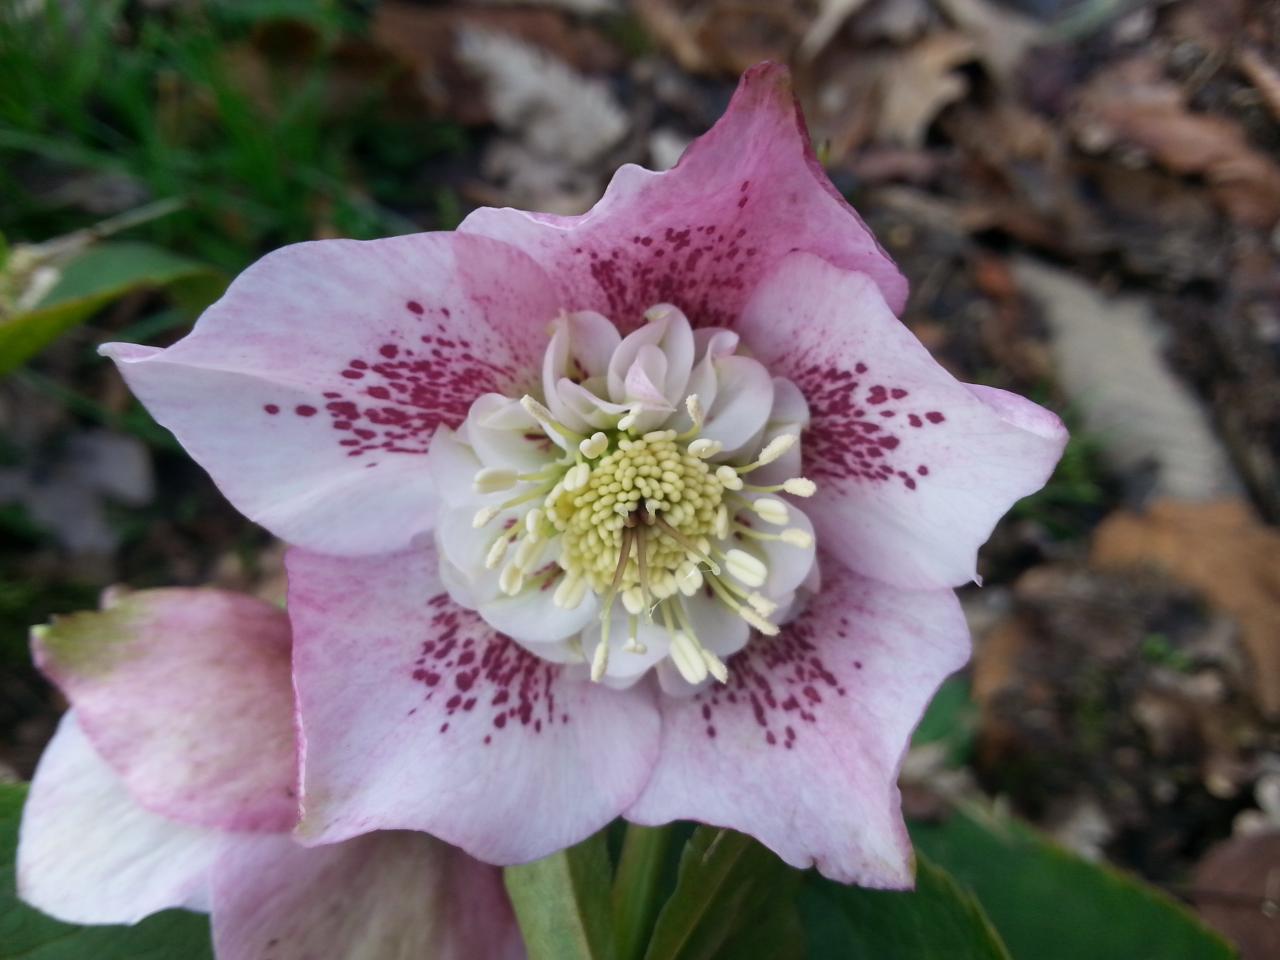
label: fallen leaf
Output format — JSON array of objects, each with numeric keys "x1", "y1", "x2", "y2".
[
  {"x1": 877, "y1": 32, "x2": 976, "y2": 147},
  {"x1": 1192, "y1": 831, "x2": 1280, "y2": 960},
  {"x1": 1092, "y1": 499, "x2": 1280, "y2": 717},
  {"x1": 1236, "y1": 47, "x2": 1280, "y2": 126},
  {"x1": 799, "y1": 0, "x2": 871, "y2": 63},
  {"x1": 934, "y1": 0, "x2": 1042, "y2": 80},
  {"x1": 1073, "y1": 57, "x2": 1280, "y2": 228}
]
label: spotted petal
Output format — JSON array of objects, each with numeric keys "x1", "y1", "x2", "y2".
[
  {"x1": 210, "y1": 832, "x2": 522, "y2": 960},
  {"x1": 101, "y1": 233, "x2": 560, "y2": 555},
  {"x1": 31, "y1": 588, "x2": 296, "y2": 832},
  {"x1": 460, "y1": 62, "x2": 905, "y2": 332},
  {"x1": 738, "y1": 252, "x2": 1068, "y2": 590},
  {"x1": 625, "y1": 559, "x2": 969, "y2": 886},
  {"x1": 288, "y1": 545, "x2": 661, "y2": 864}
]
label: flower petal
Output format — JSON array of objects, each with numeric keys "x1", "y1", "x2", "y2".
[
  {"x1": 210, "y1": 832, "x2": 521, "y2": 960},
  {"x1": 738, "y1": 252, "x2": 1068, "y2": 589},
  {"x1": 18, "y1": 713, "x2": 230, "y2": 924},
  {"x1": 101, "y1": 233, "x2": 560, "y2": 555},
  {"x1": 288, "y1": 545, "x2": 661, "y2": 864},
  {"x1": 460, "y1": 62, "x2": 905, "y2": 331},
  {"x1": 31, "y1": 589, "x2": 296, "y2": 832},
  {"x1": 625, "y1": 560, "x2": 969, "y2": 886}
]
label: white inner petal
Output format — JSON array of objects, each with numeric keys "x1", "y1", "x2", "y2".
[{"x1": 427, "y1": 303, "x2": 818, "y2": 688}]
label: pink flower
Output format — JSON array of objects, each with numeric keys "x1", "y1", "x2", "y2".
[
  {"x1": 18, "y1": 589, "x2": 521, "y2": 960},
  {"x1": 100, "y1": 63, "x2": 1066, "y2": 885}
]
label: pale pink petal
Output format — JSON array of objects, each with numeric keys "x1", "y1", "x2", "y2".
[
  {"x1": 210, "y1": 833, "x2": 522, "y2": 960},
  {"x1": 461, "y1": 63, "x2": 906, "y2": 330},
  {"x1": 288, "y1": 545, "x2": 661, "y2": 864},
  {"x1": 18, "y1": 713, "x2": 228, "y2": 924},
  {"x1": 32, "y1": 588, "x2": 295, "y2": 832},
  {"x1": 101, "y1": 233, "x2": 560, "y2": 555},
  {"x1": 626, "y1": 560, "x2": 970, "y2": 886},
  {"x1": 738, "y1": 253, "x2": 1068, "y2": 589}
]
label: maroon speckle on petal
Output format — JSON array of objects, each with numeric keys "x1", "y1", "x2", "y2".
[
  {"x1": 295, "y1": 405, "x2": 317, "y2": 417},
  {"x1": 789, "y1": 359, "x2": 945, "y2": 491},
  {"x1": 694, "y1": 615, "x2": 847, "y2": 748},
  {"x1": 408, "y1": 595, "x2": 570, "y2": 744},
  {"x1": 406, "y1": 300, "x2": 424, "y2": 315},
  {"x1": 263, "y1": 404, "x2": 279, "y2": 415}
]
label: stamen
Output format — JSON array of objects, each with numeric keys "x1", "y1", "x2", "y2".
[
  {"x1": 678, "y1": 394, "x2": 705, "y2": 440},
  {"x1": 702, "y1": 649, "x2": 729, "y2": 683},
  {"x1": 783, "y1": 477, "x2": 817, "y2": 497},
  {"x1": 553, "y1": 573, "x2": 588, "y2": 610},
  {"x1": 743, "y1": 476, "x2": 817, "y2": 497},
  {"x1": 513, "y1": 534, "x2": 546, "y2": 571},
  {"x1": 689, "y1": 438, "x2": 722, "y2": 459},
  {"x1": 498, "y1": 562, "x2": 524, "y2": 596},
  {"x1": 714, "y1": 505, "x2": 730, "y2": 539},
  {"x1": 750, "y1": 498, "x2": 790, "y2": 526},
  {"x1": 621, "y1": 586, "x2": 645, "y2": 616},
  {"x1": 623, "y1": 614, "x2": 646, "y2": 654},
  {"x1": 706, "y1": 575, "x2": 780, "y2": 636},
  {"x1": 473, "y1": 467, "x2": 518, "y2": 494},
  {"x1": 473, "y1": 484, "x2": 553, "y2": 527},
  {"x1": 579, "y1": 432, "x2": 609, "y2": 458},
  {"x1": 669, "y1": 632, "x2": 708, "y2": 684},
  {"x1": 723, "y1": 548, "x2": 767, "y2": 588},
  {"x1": 737, "y1": 433, "x2": 797, "y2": 475},
  {"x1": 675, "y1": 560, "x2": 703, "y2": 596},
  {"x1": 715, "y1": 465, "x2": 744, "y2": 491},
  {"x1": 780, "y1": 528, "x2": 813, "y2": 548},
  {"x1": 521, "y1": 395, "x2": 585, "y2": 443},
  {"x1": 590, "y1": 638, "x2": 610, "y2": 682},
  {"x1": 485, "y1": 535, "x2": 513, "y2": 569},
  {"x1": 525, "y1": 508, "x2": 545, "y2": 536},
  {"x1": 730, "y1": 524, "x2": 811, "y2": 550},
  {"x1": 563, "y1": 462, "x2": 591, "y2": 492},
  {"x1": 747, "y1": 592, "x2": 777, "y2": 616}
]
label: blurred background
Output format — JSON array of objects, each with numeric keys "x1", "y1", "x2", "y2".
[{"x1": 1, "y1": 0, "x2": 1277, "y2": 954}]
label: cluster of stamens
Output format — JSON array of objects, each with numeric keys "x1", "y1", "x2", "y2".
[{"x1": 470, "y1": 388, "x2": 816, "y2": 688}]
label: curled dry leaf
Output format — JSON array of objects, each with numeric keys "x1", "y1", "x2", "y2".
[{"x1": 1073, "y1": 57, "x2": 1280, "y2": 228}]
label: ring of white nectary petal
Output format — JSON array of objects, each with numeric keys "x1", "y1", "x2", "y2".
[{"x1": 466, "y1": 306, "x2": 817, "y2": 688}]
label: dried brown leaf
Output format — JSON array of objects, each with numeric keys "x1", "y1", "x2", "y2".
[
  {"x1": 1074, "y1": 57, "x2": 1280, "y2": 228},
  {"x1": 1092, "y1": 499, "x2": 1280, "y2": 718}
]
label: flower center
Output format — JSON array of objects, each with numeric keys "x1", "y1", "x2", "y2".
[{"x1": 447, "y1": 305, "x2": 818, "y2": 689}]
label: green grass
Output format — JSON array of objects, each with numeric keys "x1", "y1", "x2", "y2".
[{"x1": 0, "y1": 0, "x2": 466, "y2": 271}]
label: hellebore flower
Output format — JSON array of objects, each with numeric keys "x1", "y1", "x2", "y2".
[
  {"x1": 18, "y1": 589, "x2": 521, "y2": 960},
  {"x1": 100, "y1": 63, "x2": 1067, "y2": 885}
]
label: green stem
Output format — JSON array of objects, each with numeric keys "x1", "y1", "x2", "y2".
[
  {"x1": 504, "y1": 832, "x2": 618, "y2": 960},
  {"x1": 613, "y1": 823, "x2": 674, "y2": 960}
]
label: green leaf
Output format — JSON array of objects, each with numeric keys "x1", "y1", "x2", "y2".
[
  {"x1": 911, "y1": 674, "x2": 976, "y2": 764},
  {"x1": 800, "y1": 856, "x2": 1010, "y2": 960},
  {"x1": 0, "y1": 241, "x2": 223, "y2": 376},
  {"x1": 504, "y1": 831, "x2": 618, "y2": 960},
  {"x1": 0, "y1": 782, "x2": 214, "y2": 959},
  {"x1": 911, "y1": 805, "x2": 1237, "y2": 960},
  {"x1": 642, "y1": 827, "x2": 801, "y2": 960},
  {"x1": 612, "y1": 824, "x2": 674, "y2": 960}
]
